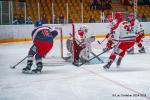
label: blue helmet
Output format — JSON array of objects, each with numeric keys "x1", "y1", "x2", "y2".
[{"x1": 34, "y1": 20, "x2": 42, "y2": 27}]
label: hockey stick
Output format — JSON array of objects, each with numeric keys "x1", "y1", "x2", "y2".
[
  {"x1": 10, "y1": 56, "x2": 28, "y2": 69},
  {"x1": 69, "y1": 33, "x2": 105, "y2": 65},
  {"x1": 69, "y1": 33, "x2": 84, "y2": 46},
  {"x1": 77, "y1": 45, "x2": 115, "y2": 67},
  {"x1": 97, "y1": 40, "x2": 104, "y2": 49},
  {"x1": 97, "y1": 38, "x2": 106, "y2": 48},
  {"x1": 90, "y1": 51, "x2": 104, "y2": 63},
  {"x1": 97, "y1": 38, "x2": 106, "y2": 45},
  {"x1": 77, "y1": 49, "x2": 110, "y2": 66},
  {"x1": 97, "y1": 37, "x2": 107, "y2": 50}
]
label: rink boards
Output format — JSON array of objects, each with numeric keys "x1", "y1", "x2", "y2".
[{"x1": 0, "y1": 22, "x2": 150, "y2": 43}]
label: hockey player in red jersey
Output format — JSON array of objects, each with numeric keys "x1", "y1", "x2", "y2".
[
  {"x1": 127, "y1": 12, "x2": 145, "y2": 54},
  {"x1": 103, "y1": 14, "x2": 116, "y2": 52},
  {"x1": 22, "y1": 20, "x2": 58, "y2": 73},
  {"x1": 103, "y1": 12, "x2": 136, "y2": 69}
]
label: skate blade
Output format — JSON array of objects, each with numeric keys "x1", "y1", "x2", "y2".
[
  {"x1": 127, "y1": 53, "x2": 135, "y2": 55},
  {"x1": 139, "y1": 51, "x2": 146, "y2": 53},
  {"x1": 22, "y1": 70, "x2": 32, "y2": 74},
  {"x1": 103, "y1": 66, "x2": 110, "y2": 71},
  {"x1": 31, "y1": 71, "x2": 41, "y2": 74}
]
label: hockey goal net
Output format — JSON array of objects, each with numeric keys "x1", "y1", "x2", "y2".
[{"x1": 43, "y1": 24, "x2": 76, "y2": 65}]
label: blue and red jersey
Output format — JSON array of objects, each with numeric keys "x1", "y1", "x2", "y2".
[{"x1": 31, "y1": 26, "x2": 58, "y2": 43}]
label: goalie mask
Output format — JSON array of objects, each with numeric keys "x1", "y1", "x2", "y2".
[{"x1": 80, "y1": 25, "x2": 88, "y2": 33}]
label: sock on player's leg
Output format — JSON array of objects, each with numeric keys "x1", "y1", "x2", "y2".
[{"x1": 32, "y1": 54, "x2": 43, "y2": 73}]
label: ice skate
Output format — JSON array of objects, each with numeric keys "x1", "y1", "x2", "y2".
[
  {"x1": 31, "y1": 67, "x2": 42, "y2": 74},
  {"x1": 22, "y1": 65, "x2": 31, "y2": 74},
  {"x1": 138, "y1": 47, "x2": 146, "y2": 53},
  {"x1": 127, "y1": 47, "x2": 134, "y2": 54},
  {"x1": 103, "y1": 63, "x2": 111, "y2": 70},
  {"x1": 32, "y1": 62, "x2": 43, "y2": 74},
  {"x1": 103, "y1": 60, "x2": 113, "y2": 70},
  {"x1": 116, "y1": 57, "x2": 122, "y2": 67},
  {"x1": 72, "y1": 59, "x2": 80, "y2": 66}
]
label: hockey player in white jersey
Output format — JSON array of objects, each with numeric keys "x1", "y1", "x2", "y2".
[
  {"x1": 103, "y1": 12, "x2": 136, "y2": 69},
  {"x1": 73, "y1": 24, "x2": 95, "y2": 65},
  {"x1": 77, "y1": 25, "x2": 94, "y2": 63},
  {"x1": 103, "y1": 14, "x2": 116, "y2": 52},
  {"x1": 65, "y1": 25, "x2": 95, "y2": 65},
  {"x1": 127, "y1": 12, "x2": 145, "y2": 54}
]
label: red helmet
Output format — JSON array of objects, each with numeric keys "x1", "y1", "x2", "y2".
[
  {"x1": 114, "y1": 12, "x2": 123, "y2": 19},
  {"x1": 106, "y1": 15, "x2": 113, "y2": 22},
  {"x1": 128, "y1": 12, "x2": 134, "y2": 18},
  {"x1": 128, "y1": 12, "x2": 135, "y2": 21}
]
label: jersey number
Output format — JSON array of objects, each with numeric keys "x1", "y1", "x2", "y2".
[{"x1": 42, "y1": 30, "x2": 49, "y2": 37}]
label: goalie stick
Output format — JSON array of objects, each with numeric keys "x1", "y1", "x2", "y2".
[
  {"x1": 97, "y1": 38, "x2": 106, "y2": 45},
  {"x1": 77, "y1": 48, "x2": 111, "y2": 66},
  {"x1": 77, "y1": 45, "x2": 116, "y2": 67},
  {"x1": 68, "y1": 33, "x2": 104, "y2": 64},
  {"x1": 90, "y1": 51, "x2": 104, "y2": 63}
]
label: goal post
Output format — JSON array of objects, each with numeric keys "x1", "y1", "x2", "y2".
[
  {"x1": 44, "y1": 23, "x2": 76, "y2": 64},
  {"x1": 72, "y1": 23, "x2": 76, "y2": 64},
  {"x1": 55, "y1": 26, "x2": 64, "y2": 58}
]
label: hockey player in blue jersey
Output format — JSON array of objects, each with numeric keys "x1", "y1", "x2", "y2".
[{"x1": 22, "y1": 20, "x2": 58, "y2": 73}]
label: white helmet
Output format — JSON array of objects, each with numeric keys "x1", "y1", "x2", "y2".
[{"x1": 80, "y1": 24, "x2": 88, "y2": 32}]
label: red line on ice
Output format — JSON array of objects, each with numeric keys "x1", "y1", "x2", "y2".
[{"x1": 82, "y1": 67, "x2": 150, "y2": 100}]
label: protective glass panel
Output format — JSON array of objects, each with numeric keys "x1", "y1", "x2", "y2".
[
  {"x1": 0, "y1": 1, "x2": 2, "y2": 24},
  {"x1": 26, "y1": 2, "x2": 38, "y2": 24},
  {"x1": 53, "y1": 1, "x2": 67, "y2": 24},
  {"x1": 12, "y1": 1, "x2": 26, "y2": 24},
  {"x1": 68, "y1": 2, "x2": 82, "y2": 23},
  {"x1": 1, "y1": 1, "x2": 9, "y2": 24}
]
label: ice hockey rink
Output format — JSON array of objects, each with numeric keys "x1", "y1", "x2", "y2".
[{"x1": 0, "y1": 37, "x2": 150, "y2": 100}]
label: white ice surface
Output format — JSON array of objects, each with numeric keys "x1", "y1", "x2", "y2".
[{"x1": 0, "y1": 38, "x2": 150, "y2": 100}]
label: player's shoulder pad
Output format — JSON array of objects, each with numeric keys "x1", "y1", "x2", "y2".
[
  {"x1": 48, "y1": 26, "x2": 56, "y2": 32},
  {"x1": 34, "y1": 26, "x2": 48, "y2": 30}
]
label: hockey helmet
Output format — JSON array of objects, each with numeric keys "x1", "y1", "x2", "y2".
[
  {"x1": 106, "y1": 14, "x2": 113, "y2": 22},
  {"x1": 128, "y1": 12, "x2": 134, "y2": 17},
  {"x1": 128, "y1": 12, "x2": 134, "y2": 20},
  {"x1": 34, "y1": 20, "x2": 43, "y2": 27},
  {"x1": 114, "y1": 12, "x2": 123, "y2": 20},
  {"x1": 80, "y1": 24, "x2": 88, "y2": 32}
]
